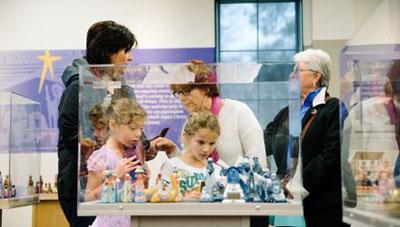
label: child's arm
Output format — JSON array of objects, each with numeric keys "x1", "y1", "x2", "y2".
[{"x1": 85, "y1": 171, "x2": 106, "y2": 201}]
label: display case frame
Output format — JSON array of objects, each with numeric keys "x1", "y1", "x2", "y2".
[
  {"x1": 0, "y1": 91, "x2": 41, "y2": 220},
  {"x1": 77, "y1": 63, "x2": 303, "y2": 226},
  {"x1": 340, "y1": 44, "x2": 400, "y2": 226}
]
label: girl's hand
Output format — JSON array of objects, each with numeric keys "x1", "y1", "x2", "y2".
[
  {"x1": 115, "y1": 156, "x2": 140, "y2": 179},
  {"x1": 149, "y1": 137, "x2": 177, "y2": 155},
  {"x1": 184, "y1": 191, "x2": 201, "y2": 201}
]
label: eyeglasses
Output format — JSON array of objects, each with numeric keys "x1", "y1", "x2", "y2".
[
  {"x1": 172, "y1": 89, "x2": 191, "y2": 99},
  {"x1": 292, "y1": 65, "x2": 320, "y2": 75}
]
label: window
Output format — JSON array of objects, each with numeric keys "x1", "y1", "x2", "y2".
[{"x1": 216, "y1": 0, "x2": 302, "y2": 81}]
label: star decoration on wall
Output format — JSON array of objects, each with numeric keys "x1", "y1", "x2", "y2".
[{"x1": 37, "y1": 50, "x2": 61, "y2": 93}]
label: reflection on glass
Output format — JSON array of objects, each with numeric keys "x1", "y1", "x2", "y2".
[
  {"x1": 341, "y1": 58, "x2": 400, "y2": 220},
  {"x1": 0, "y1": 92, "x2": 40, "y2": 208},
  {"x1": 258, "y1": 50, "x2": 296, "y2": 63},
  {"x1": 220, "y1": 4, "x2": 257, "y2": 51},
  {"x1": 258, "y1": 3, "x2": 296, "y2": 49},
  {"x1": 220, "y1": 51, "x2": 257, "y2": 63},
  {"x1": 77, "y1": 64, "x2": 303, "y2": 218}
]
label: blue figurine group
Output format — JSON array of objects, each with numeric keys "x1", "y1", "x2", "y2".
[{"x1": 201, "y1": 156, "x2": 287, "y2": 203}]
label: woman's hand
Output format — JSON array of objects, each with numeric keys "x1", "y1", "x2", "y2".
[
  {"x1": 115, "y1": 156, "x2": 140, "y2": 179},
  {"x1": 148, "y1": 137, "x2": 178, "y2": 155}
]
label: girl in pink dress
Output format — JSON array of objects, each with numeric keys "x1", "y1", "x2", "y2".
[{"x1": 85, "y1": 98, "x2": 147, "y2": 227}]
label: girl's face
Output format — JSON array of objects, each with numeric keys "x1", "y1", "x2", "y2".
[
  {"x1": 180, "y1": 88, "x2": 209, "y2": 113},
  {"x1": 183, "y1": 128, "x2": 219, "y2": 161},
  {"x1": 111, "y1": 117, "x2": 145, "y2": 148}
]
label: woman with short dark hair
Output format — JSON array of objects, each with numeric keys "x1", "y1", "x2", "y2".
[{"x1": 57, "y1": 20, "x2": 137, "y2": 227}]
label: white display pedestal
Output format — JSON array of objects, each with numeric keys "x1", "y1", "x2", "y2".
[{"x1": 79, "y1": 202, "x2": 303, "y2": 227}]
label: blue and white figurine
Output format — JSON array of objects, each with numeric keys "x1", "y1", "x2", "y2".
[
  {"x1": 200, "y1": 186, "x2": 213, "y2": 202},
  {"x1": 252, "y1": 157, "x2": 263, "y2": 175},
  {"x1": 101, "y1": 182, "x2": 113, "y2": 203},
  {"x1": 223, "y1": 167, "x2": 244, "y2": 203}
]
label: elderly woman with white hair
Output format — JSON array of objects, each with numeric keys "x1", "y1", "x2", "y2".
[
  {"x1": 294, "y1": 49, "x2": 347, "y2": 227},
  {"x1": 265, "y1": 48, "x2": 348, "y2": 227}
]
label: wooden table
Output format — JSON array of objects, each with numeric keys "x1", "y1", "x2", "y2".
[{"x1": 32, "y1": 193, "x2": 69, "y2": 227}]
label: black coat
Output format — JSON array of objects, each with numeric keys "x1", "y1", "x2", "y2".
[
  {"x1": 302, "y1": 97, "x2": 348, "y2": 226},
  {"x1": 57, "y1": 58, "x2": 84, "y2": 200},
  {"x1": 57, "y1": 81, "x2": 79, "y2": 199},
  {"x1": 264, "y1": 107, "x2": 288, "y2": 179}
]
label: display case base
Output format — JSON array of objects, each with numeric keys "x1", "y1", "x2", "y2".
[
  {"x1": 132, "y1": 216, "x2": 250, "y2": 227},
  {"x1": 343, "y1": 207, "x2": 400, "y2": 227}
]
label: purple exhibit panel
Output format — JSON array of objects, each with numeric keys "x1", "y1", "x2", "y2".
[{"x1": 0, "y1": 48, "x2": 215, "y2": 152}]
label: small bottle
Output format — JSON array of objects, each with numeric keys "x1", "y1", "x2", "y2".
[
  {"x1": 28, "y1": 175, "x2": 35, "y2": 195},
  {"x1": 42, "y1": 183, "x2": 48, "y2": 193},
  {"x1": 35, "y1": 181, "x2": 40, "y2": 194},
  {"x1": 47, "y1": 183, "x2": 53, "y2": 193},
  {"x1": 39, "y1": 176, "x2": 44, "y2": 193},
  {"x1": 0, "y1": 171, "x2": 3, "y2": 199},
  {"x1": 11, "y1": 185, "x2": 16, "y2": 198},
  {"x1": 3, "y1": 183, "x2": 9, "y2": 198},
  {"x1": 53, "y1": 174, "x2": 58, "y2": 193},
  {"x1": 3, "y1": 175, "x2": 9, "y2": 198}
]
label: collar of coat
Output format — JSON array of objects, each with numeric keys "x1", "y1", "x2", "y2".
[{"x1": 312, "y1": 87, "x2": 327, "y2": 108}]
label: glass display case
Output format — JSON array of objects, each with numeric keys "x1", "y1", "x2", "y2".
[
  {"x1": 77, "y1": 63, "x2": 302, "y2": 226},
  {"x1": 0, "y1": 91, "x2": 41, "y2": 210},
  {"x1": 340, "y1": 44, "x2": 400, "y2": 226}
]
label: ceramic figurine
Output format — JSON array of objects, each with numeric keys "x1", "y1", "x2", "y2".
[
  {"x1": 150, "y1": 168, "x2": 181, "y2": 203},
  {"x1": 223, "y1": 167, "x2": 244, "y2": 203},
  {"x1": 271, "y1": 180, "x2": 286, "y2": 202},
  {"x1": 240, "y1": 171, "x2": 255, "y2": 202},
  {"x1": 239, "y1": 157, "x2": 251, "y2": 174},
  {"x1": 144, "y1": 174, "x2": 161, "y2": 201},
  {"x1": 102, "y1": 170, "x2": 116, "y2": 203},
  {"x1": 200, "y1": 185, "x2": 213, "y2": 202},
  {"x1": 167, "y1": 169, "x2": 181, "y2": 202},
  {"x1": 114, "y1": 178, "x2": 120, "y2": 203},
  {"x1": 253, "y1": 172, "x2": 272, "y2": 202},
  {"x1": 151, "y1": 180, "x2": 170, "y2": 202},
  {"x1": 101, "y1": 182, "x2": 113, "y2": 203},
  {"x1": 252, "y1": 157, "x2": 263, "y2": 175},
  {"x1": 134, "y1": 167, "x2": 146, "y2": 203},
  {"x1": 206, "y1": 158, "x2": 214, "y2": 175},
  {"x1": 121, "y1": 174, "x2": 133, "y2": 203}
]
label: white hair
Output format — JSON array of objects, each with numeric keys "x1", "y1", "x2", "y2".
[{"x1": 294, "y1": 49, "x2": 331, "y2": 88}]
